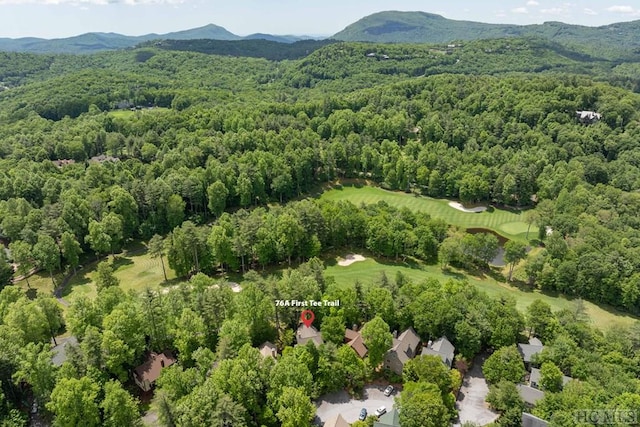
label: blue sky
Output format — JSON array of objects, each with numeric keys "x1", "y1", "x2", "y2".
[{"x1": 2, "y1": 0, "x2": 640, "y2": 39}]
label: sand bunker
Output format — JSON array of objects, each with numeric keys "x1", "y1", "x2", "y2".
[
  {"x1": 338, "y1": 254, "x2": 366, "y2": 266},
  {"x1": 448, "y1": 202, "x2": 487, "y2": 213}
]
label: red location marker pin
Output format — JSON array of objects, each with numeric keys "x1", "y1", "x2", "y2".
[{"x1": 300, "y1": 309, "x2": 315, "y2": 328}]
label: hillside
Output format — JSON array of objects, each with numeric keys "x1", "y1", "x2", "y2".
[
  {"x1": 332, "y1": 11, "x2": 640, "y2": 60},
  {"x1": 283, "y1": 38, "x2": 633, "y2": 91},
  {"x1": 0, "y1": 24, "x2": 305, "y2": 54},
  {"x1": 143, "y1": 38, "x2": 335, "y2": 61}
]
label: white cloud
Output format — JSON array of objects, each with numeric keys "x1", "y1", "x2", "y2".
[
  {"x1": 541, "y1": 7, "x2": 566, "y2": 15},
  {"x1": 526, "y1": 0, "x2": 539, "y2": 5},
  {"x1": 583, "y1": 8, "x2": 597, "y2": 15},
  {"x1": 511, "y1": 7, "x2": 528, "y2": 14},
  {"x1": 0, "y1": 0, "x2": 184, "y2": 4},
  {"x1": 606, "y1": 5, "x2": 636, "y2": 13}
]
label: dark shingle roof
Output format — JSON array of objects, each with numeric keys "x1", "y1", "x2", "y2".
[
  {"x1": 422, "y1": 336, "x2": 455, "y2": 367},
  {"x1": 518, "y1": 343, "x2": 544, "y2": 363}
]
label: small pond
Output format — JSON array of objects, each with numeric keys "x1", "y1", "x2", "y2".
[{"x1": 465, "y1": 228, "x2": 508, "y2": 267}]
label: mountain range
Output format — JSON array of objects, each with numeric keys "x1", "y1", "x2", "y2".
[
  {"x1": 0, "y1": 24, "x2": 312, "y2": 54},
  {"x1": 333, "y1": 11, "x2": 640, "y2": 60},
  {"x1": 1, "y1": 12, "x2": 640, "y2": 58}
]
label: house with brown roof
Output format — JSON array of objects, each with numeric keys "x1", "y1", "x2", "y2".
[
  {"x1": 133, "y1": 351, "x2": 176, "y2": 392},
  {"x1": 384, "y1": 327, "x2": 421, "y2": 375},
  {"x1": 296, "y1": 324, "x2": 323, "y2": 346},
  {"x1": 323, "y1": 414, "x2": 350, "y2": 427},
  {"x1": 52, "y1": 159, "x2": 76, "y2": 168},
  {"x1": 344, "y1": 328, "x2": 368, "y2": 358}
]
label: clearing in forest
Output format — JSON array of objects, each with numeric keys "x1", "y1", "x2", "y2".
[{"x1": 319, "y1": 185, "x2": 535, "y2": 242}]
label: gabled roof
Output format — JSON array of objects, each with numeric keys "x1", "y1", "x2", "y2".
[
  {"x1": 529, "y1": 368, "x2": 572, "y2": 388},
  {"x1": 518, "y1": 343, "x2": 544, "y2": 363},
  {"x1": 522, "y1": 412, "x2": 549, "y2": 427},
  {"x1": 324, "y1": 414, "x2": 350, "y2": 427},
  {"x1": 345, "y1": 328, "x2": 368, "y2": 358},
  {"x1": 390, "y1": 327, "x2": 420, "y2": 355},
  {"x1": 422, "y1": 336, "x2": 455, "y2": 367},
  {"x1": 396, "y1": 327, "x2": 420, "y2": 351},
  {"x1": 528, "y1": 337, "x2": 543, "y2": 346},
  {"x1": 296, "y1": 324, "x2": 323, "y2": 346},
  {"x1": 374, "y1": 408, "x2": 401, "y2": 427},
  {"x1": 258, "y1": 341, "x2": 277, "y2": 358},
  {"x1": 134, "y1": 352, "x2": 176, "y2": 385},
  {"x1": 517, "y1": 384, "x2": 545, "y2": 406}
]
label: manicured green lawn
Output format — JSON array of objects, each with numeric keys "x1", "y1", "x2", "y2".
[
  {"x1": 324, "y1": 253, "x2": 637, "y2": 330},
  {"x1": 319, "y1": 185, "x2": 537, "y2": 242},
  {"x1": 108, "y1": 107, "x2": 170, "y2": 119},
  {"x1": 63, "y1": 252, "x2": 180, "y2": 301}
]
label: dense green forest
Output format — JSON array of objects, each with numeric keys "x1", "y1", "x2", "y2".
[
  {"x1": 1, "y1": 36, "x2": 640, "y2": 427},
  {"x1": 333, "y1": 11, "x2": 640, "y2": 61}
]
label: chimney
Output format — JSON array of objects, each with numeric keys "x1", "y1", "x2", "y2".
[
  {"x1": 427, "y1": 340, "x2": 433, "y2": 348},
  {"x1": 392, "y1": 330, "x2": 398, "y2": 339},
  {"x1": 160, "y1": 359, "x2": 165, "y2": 368}
]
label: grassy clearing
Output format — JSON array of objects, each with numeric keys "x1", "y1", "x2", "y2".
[
  {"x1": 318, "y1": 185, "x2": 537, "y2": 242},
  {"x1": 14, "y1": 271, "x2": 61, "y2": 297},
  {"x1": 108, "y1": 107, "x2": 170, "y2": 119},
  {"x1": 17, "y1": 245, "x2": 634, "y2": 330},
  {"x1": 324, "y1": 253, "x2": 637, "y2": 330},
  {"x1": 63, "y1": 251, "x2": 181, "y2": 302}
]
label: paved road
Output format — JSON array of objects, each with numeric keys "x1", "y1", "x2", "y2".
[
  {"x1": 454, "y1": 354, "x2": 499, "y2": 426},
  {"x1": 315, "y1": 385, "x2": 396, "y2": 425}
]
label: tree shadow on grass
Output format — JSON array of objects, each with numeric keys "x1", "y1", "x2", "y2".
[
  {"x1": 25, "y1": 288, "x2": 38, "y2": 300},
  {"x1": 61, "y1": 275, "x2": 92, "y2": 298},
  {"x1": 158, "y1": 277, "x2": 185, "y2": 288},
  {"x1": 111, "y1": 256, "x2": 134, "y2": 270}
]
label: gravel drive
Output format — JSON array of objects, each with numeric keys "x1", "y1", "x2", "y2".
[
  {"x1": 455, "y1": 354, "x2": 499, "y2": 426},
  {"x1": 315, "y1": 385, "x2": 397, "y2": 425}
]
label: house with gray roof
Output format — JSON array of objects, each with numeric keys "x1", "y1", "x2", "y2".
[
  {"x1": 51, "y1": 336, "x2": 79, "y2": 367},
  {"x1": 384, "y1": 327, "x2": 421, "y2": 375},
  {"x1": 518, "y1": 338, "x2": 544, "y2": 368},
  {"x1": 517, "y1": 384, "x2": 545, "y2": 406},
  {"x1": 529, "y1": 367, "x2": 572, "y2": 390},
  {"x1": 258, "y1": 341, "x2": 277, "y2": 359},
  {"x1": 296, "y1": 324, "x2": 323, "y2": 346},
  {"x1": 522, "y1": 413, "x2": 549, "y2": 427},
  {"x1": 422, "y1": 336, "x2": 455, "y2": 368}
]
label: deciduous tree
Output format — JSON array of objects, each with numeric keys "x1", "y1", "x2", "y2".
[{"x1": 361, "y1": 316, "x2": 393, "y2": 368}]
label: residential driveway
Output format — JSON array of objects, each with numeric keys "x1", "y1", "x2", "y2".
[
  {"x1": 315, "y1": 385, "x2": 396, "y2": 424},
  {"x1": 454, "y1": 354, "x2": 499, "y2": 426}
]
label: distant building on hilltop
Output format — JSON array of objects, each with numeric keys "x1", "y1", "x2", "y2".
[{"x1": 576, "y1": 110, "x2": 601, "y2": 124}]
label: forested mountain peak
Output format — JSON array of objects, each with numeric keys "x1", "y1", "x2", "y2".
[{"x1": 332, "y1": 11, "x2": 640, "y2": 60}]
